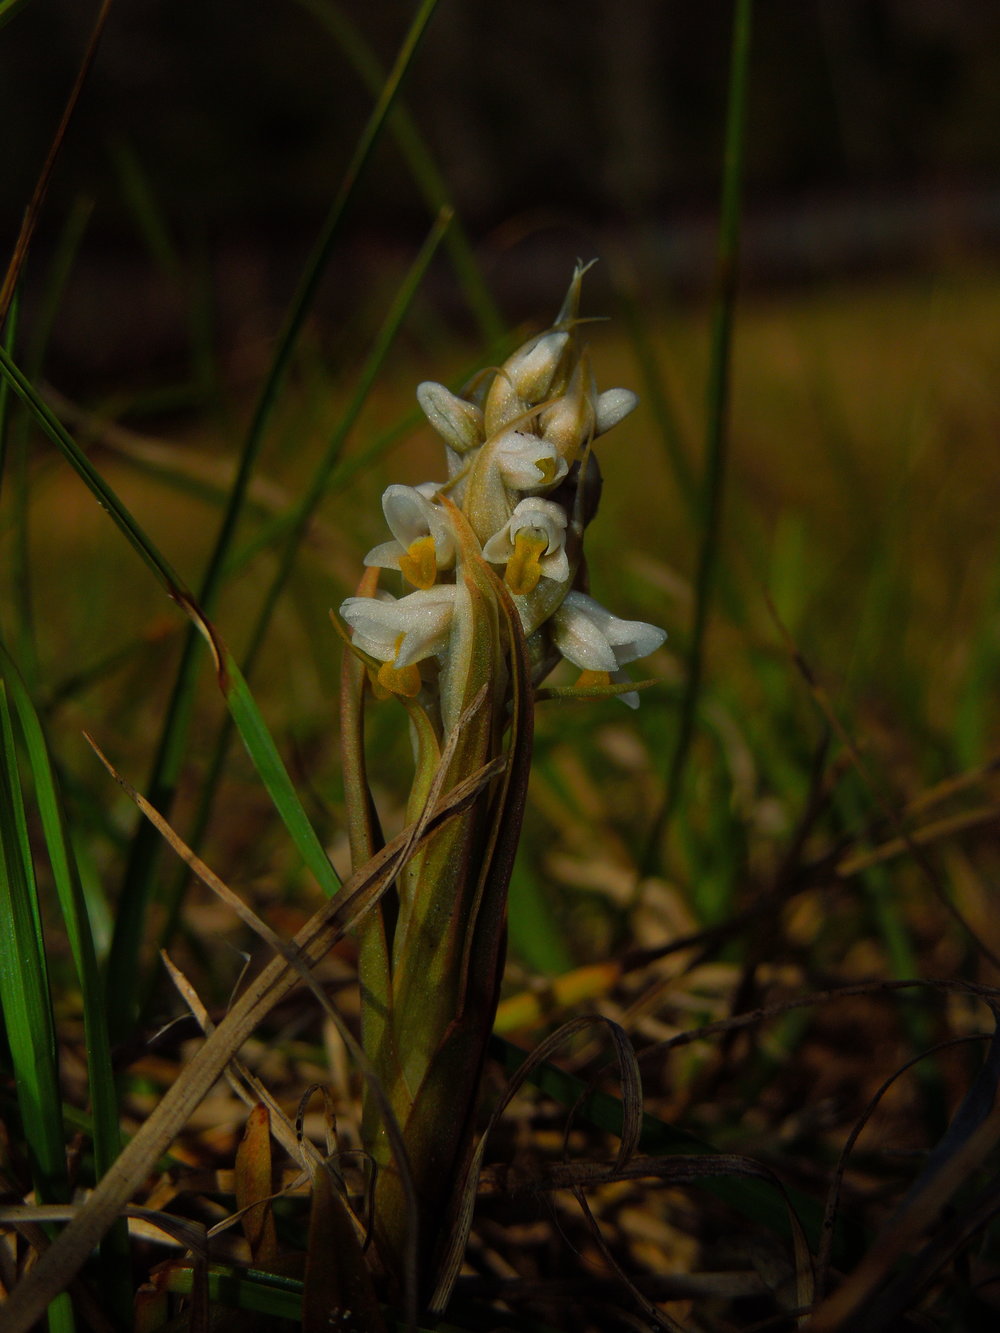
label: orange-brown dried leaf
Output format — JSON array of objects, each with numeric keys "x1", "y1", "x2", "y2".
[{"x1": 235, "y1": 1104, "x2": 278, "y2": 1268}]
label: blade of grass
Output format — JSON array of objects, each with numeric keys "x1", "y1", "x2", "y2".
[
  {"x1": 0, "y1": 286, "x2": 39, "y2": 684},
  {"x1": 104, "y1": 0, "x2": 441, "y2": 1038},
  {"x1": 0, "y1": 0, "x2": 114, "y2": 324},
  {"x1": 0, "y1": 0, "x2": 35, "y2": 31},
  {"x1": 0, "y1": 639, "x2": 131, "y2": 1325},
  {"x1": 294, "y1": 0, "x2": 504, "y2": 347},
  {"x1": 111, "y1": 139, "x2": 218, "y2": 403},
  {"x1": 0, "y1": 350, "x2": 342, "y2": 899},
  {"x1": 0, "y1": 285, "x2": 18, "y2": 489},
  {"x1": 0, "y1": 683, "x2": 75, "y2": 1333},
  {"x1": 4, "y1": 201, "x2": 95, "y2": 687},
  {"x1": 0, "y1": 753, "x2": 502, "y2": 1333},
  {"x1": 641, "y1": 0, "x2": 752, "y2": 875},
  {"x1": 152, "y1": 210, "x2": 452, "y2": 976}
]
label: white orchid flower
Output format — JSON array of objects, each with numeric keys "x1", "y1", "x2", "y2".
[
  {"x1": 363, "y1": 484, "x2": 456, "y2": 589},
  {"x1": 552, "y1": 590, "x2": 666, "y2": 708},
  {"x1": 494, "y1": 429, "x2": 569, "y2": 495},
  {"x1": 340, "y1": 585, "x2": 457, "y2": 697},
  {"x1": 482, "y1": 497, "x2": 571, "y2": 596}
]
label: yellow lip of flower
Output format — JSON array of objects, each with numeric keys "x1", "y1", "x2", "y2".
[
  {"x1": 494, "y1": 429, "x2": 569, "y2": 494},
  {"x1": 398, "y1": 534, "x2": 438, "y2": 589},
  {"x1": 482, "y1": 497, "x2": 572, "y2": 598},
  {"x1": 504, "y1": 530, "x2": 549, "y2": 596},
  {"x1": 575, "y1": 668, "x2": 612, "y2": 690},
  {"x1": 376, "y1": 639, "x2": 423, "y2": 698}
]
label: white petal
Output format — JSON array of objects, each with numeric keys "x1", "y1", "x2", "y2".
[
  {"x1": 495, "y1": 431, "x2": 569, "y2": 493},
  {"x1": 340, "y1": 587, "x2": 457, "y2": 667},
  {"x1": 508, "y1": 497, "x2": 568, "y2": 552},
  {"x1": 381, "y1": 484, "x2": 456, "y2": 566},
  {"x1": 362, "y1": 539, "x2": 404, "y2": 571},
  {"x1": 539, "y1": 547, "x2": 571, "y2": 583},
  {"x1": 481, "y1": 527, "x2": 515, "y2": 563},
  {"x1": 595, "y1": 388, "x2": 639, "y2": 435},
  {"x1": 552, "y1": 600, "x2": 620, "y2": 673},
  {"x1": 560, "y1": 590, "x2": 666, "y2": 666}
]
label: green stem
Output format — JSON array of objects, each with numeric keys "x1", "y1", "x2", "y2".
[{"x1": 643, "y1": 0, "x2": 752, "y2": 874}]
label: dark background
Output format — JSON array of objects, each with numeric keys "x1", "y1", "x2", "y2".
[{"x1": 4, "y1": 0, "x2": 999, "y2": 377}]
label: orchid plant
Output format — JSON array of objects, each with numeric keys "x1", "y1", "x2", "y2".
[{"x1": 337, "y1": 262, "x2": 666, "y2": 1303}]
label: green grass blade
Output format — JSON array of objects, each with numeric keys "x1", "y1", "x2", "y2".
[
  {"x1": 209, "y1": 635, "x2": 343, "y2": 899},
  {"x1": 0, "y1": 644, "x2": 121, "y2": 1167},
  {"x1": 0, "y1": 283, "x2": 18, "y2": 506},
  {"x1": 0, "y1": 347, "x2": 340, "y2": 905},
  {"x1": 152, "y1": 209, "x2": 451, "y2": 951},
  {"x1": 0, "y1": 0, "x2": 34, "y2": 31},
  {"x1": 0, "y1": 640, "x2": 131, "y2": 1324},
  {"x1": 0, "y1": 345, "x2": 192, "y2": 594},
  {"x1": 0, "y1": 682, "x2": 72, "y2": 1207},
  {"x1": 0, "y1": 682, "x2": 77, "y2": 1332},
  {"x1": 643, "y1": 0, "x2": 752, "y2": 873},
  {"x1": 296, "y1": 0, "x2": 503, "y2": 346},
  {"x1": 102, "y1": 0, "x2": 440, "y2": 1035}
]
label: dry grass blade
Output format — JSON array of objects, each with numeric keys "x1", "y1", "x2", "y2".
[
  {"x1": 491, "y1": 1152, "x2": 813, "y2": 1326},
  {"x1": 430, "y1": 1013, "x2": 643, "y2": 1314},
  {"x1": 0, "y1": 0, "x2": 115, "y2": 323},
  {"x1": 814, "y1": 1032, "x2": 987, "y2": 1301},
  {"x1": 807, "y1": 1015, "x2": 1000, "y2": 1330},
  {"x1": 768, "y1": 592, "x2": 1000, "y2": 973},
  {"x1": 303, "y1": 1166, "x2": 387, "y2": 1333},
  {"x1": 0, "y1": 754, "x2": 505, "y2": 1333},
  {"x1": 571, "y1": 1185, "x2": 686, "y2": 1333}
]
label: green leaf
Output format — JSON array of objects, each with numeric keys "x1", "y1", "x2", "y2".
[
  {"x1": 0, "y1": 683, "x2": 76, "y2": 1333},
  {"x1": 0, "y1": 640, "x2": 132, "y2": 1324}
]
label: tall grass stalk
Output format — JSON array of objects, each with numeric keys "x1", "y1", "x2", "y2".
[
  {"x1": 643, "y1": 0, "x2": 752, "y2": 874},
  {"x1": 103, "y1": 0, "x2": 441, "y2": 1038}
]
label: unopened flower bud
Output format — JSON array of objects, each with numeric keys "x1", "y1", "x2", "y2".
[
  {"x1": 416, "y1": 382, "x2": 484, "y2": 454},
  {"x1": 484, "y1": 331, "x2": 570, "y2": 434},
  {"x1": 595, "y1": 387, "x2": 639, "y2": 435}
]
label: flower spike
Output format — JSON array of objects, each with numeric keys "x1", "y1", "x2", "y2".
[{"x1": 337, "y1": 262, "x2": 666, "y2": 1298}]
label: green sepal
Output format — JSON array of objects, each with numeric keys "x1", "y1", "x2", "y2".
[{"x1": 535, "y1": 676, "x2": 662, "y2": 702}]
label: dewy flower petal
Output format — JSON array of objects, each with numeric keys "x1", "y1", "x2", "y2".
[
  {"x1": 553, "y1": 590, "x2": 666, "y2": 674},
  {"x1": 494, "y1": 430, "x2": 569, "y2": 495},
  {"x1": 340, "y1": 586, "x2": 457, "y2": 669},
  {"x1": 363, "y1": 484, "x2": 456, "y2": 589}
]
